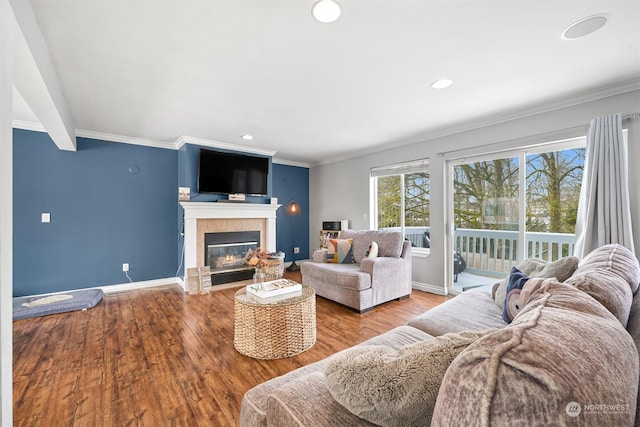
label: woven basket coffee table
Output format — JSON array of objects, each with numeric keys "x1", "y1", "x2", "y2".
[{"x1": 234, "y1": 284, "x2": 316, "y2": 360}]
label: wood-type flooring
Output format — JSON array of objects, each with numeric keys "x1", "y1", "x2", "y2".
[{"x1": 13, "y1": 271, "x2": 448, "y2": 426}]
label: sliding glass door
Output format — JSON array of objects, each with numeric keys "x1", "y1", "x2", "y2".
[
  {"x1": 453, "y1": 155, "x2": 520, "y2": 290},
  {"x1": 449, "y1": 138, "x2": 585, "y2": 292}
]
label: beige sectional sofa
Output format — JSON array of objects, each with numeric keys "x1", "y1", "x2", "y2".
[
  {"x1": 240, "y1": 244, "x2": 640, "y2": 426},
  {"x1": 300, "y1": 229, "x2": 412, "y2": 312}
]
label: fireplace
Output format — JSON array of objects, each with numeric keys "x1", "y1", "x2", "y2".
[
  {"x1": 179, "y1": 201, "x2": 280, "y2": 292},
  {"x1": 205, "y1": 231, "x2": 260, "y2": 285}
]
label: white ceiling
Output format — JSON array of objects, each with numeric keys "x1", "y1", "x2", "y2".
[{"x1": 11, "y1": 0, "x2": 640, "y2": 165}]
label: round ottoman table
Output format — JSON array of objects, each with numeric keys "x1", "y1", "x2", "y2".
[{"x1": 234, "y1": 284, "x2": 316, "y2": 359}]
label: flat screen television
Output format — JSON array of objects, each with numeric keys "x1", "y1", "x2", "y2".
[{"x1": 198, "y1": 148, "x2": 269, "y2": 196}]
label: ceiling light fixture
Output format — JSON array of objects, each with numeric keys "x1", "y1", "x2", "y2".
[
  {"x1": 431, "y1": 79, "x2": 453, "y2": 89},
  {"x1": 241, "y1": 134, "x2": 254, "y2": 141},
  {"x1": 312, "y1": 0, "x2": 341, "y2": 24},
  {"x1": 561, "y1": 14, "x2": 609, "y2": 40}
]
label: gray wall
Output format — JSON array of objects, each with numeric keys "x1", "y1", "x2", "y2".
[{"x1": 309, "y1": 90, "x2": 640, "y2": 293}]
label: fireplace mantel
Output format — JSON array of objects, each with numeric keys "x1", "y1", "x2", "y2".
[{"x1": 179, "y1": 201, "x2": 281, "y2": 291}]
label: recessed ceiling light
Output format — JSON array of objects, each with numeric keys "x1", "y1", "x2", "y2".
[
  {"x1": 561, "y1": 14, "x2": 610, "y2": 40},
  {"x1": 241, "y1": 134, "x2": 254, "y2": 141},
  {"x1": 431, "y1": 79, "x2": 453, "y2": 89},
  {"x1": 312, "y1": 0, "x2": 341, "y2": 24}
]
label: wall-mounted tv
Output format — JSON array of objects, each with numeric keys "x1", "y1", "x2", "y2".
[{"x1": 198, "y1": 148, "x2": 269, "y2": 196}]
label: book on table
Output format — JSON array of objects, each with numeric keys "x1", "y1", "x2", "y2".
[{"x1": 246, "y1": 279, "x2": 302, "y2": 299}]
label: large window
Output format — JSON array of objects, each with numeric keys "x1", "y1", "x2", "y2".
[
  {"x1": 371, "y1": 159, "x2": 430, "y2": 249},
  {"x1": 450, "y1": 137, "x2": 586, "y2": 290}
]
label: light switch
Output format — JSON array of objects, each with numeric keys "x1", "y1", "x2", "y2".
[{"x1": 41, "y1": 213, "x2": 51, "y2": 223}]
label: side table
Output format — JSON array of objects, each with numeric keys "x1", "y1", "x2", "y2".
[{"x1": 234, "y1": 285, "x2": 316, "y2": 359}]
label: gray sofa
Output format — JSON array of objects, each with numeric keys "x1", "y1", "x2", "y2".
[
  {"x1": 300, "y1": 229, "x2": 412, "y2": 312},
  {"x1": 240, "y1": 244, "x2": 640, "y2": 426}
]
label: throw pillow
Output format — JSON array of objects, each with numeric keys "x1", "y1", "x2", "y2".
[
  {"x1": 365, "y1": 241, "x2": 379, "y2": 258},
  {"x1": 492, "y1": 258, "x2": 547, "y2": 308},
  {"x1": 504, "y1": 276, "x2": 547, "y2": 324},
  {"x1": 493, "y1": 256, "x2": 579, "y2": 309},
  {"x1": 340, "y1": 230, "x2": 404, "y2": 262},
  {"x1": 324, "y1": 330, "x2": 494, "y2": 427},
  {"x1": 535, "y1": 255, "x2": 579, "y2": 283},
  {"x1": 327, "y1": 238, "x2": 355, "y2": 264},
  {"x1": 502, "y1": 267, "x2": 529, "y2": 323}
]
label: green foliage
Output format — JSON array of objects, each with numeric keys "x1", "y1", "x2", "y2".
[
  {"x1": 453, "y1": 158, "x2": 519, "y2": 231},
  {"x1": 377, "y1": 175, "x2": 401, "y2": 228},
  {"x1": 526, "y1": 148, "x2": 584, "y2": 233},
  {"x1": 376, "y1": 145, "x2": 584, "y2": 247},
  {"x1": 376, "y1": 172, "x2": 430, "y2": 230},
  {"x1": 404, "y1": 172, "x2": 430, "y2": 227}
]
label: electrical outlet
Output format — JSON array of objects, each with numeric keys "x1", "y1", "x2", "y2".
[
  {"x1": 122, "y1": 263, "x2": 129, "y2": 272},
  {"x1": 294, "y1": 247, "x2": 300, "y2": 254}
]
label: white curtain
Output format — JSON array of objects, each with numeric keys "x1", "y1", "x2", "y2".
[{"x1": 574, "y1": 113, "x2": 635, "y2": 259}]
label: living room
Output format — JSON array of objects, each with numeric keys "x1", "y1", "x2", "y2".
[{"x1": 2, "y1": 1, "x2": 640, "y2": 425}]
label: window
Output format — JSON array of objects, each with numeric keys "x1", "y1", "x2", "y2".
[
  {"x1": 371, "y1": 159, "x2": 430, "y2": 249},
  {"x1": 449, "y1": 136, "x2": 586, "y2": 290}
]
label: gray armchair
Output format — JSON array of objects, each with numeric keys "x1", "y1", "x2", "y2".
[{"x1": 300, "y1": 230, "x2": 412, "y2": 312}]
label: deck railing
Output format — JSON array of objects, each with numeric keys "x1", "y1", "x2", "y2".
[{"x1": 403, "y1": 227, "x2": 575, "y2": 279}]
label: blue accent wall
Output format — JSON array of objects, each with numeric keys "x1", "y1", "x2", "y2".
[
  {"x1": 13, "y1": 129, "x2": 179, "y2": 296},
  {"x1": 272, "y1": 163, "x2": 310, "y2": 262}
]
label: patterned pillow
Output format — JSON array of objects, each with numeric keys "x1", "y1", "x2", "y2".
[
  {"x1": 327, "y1": 238, "x2": 355, "y2": 264},
  {"x1": 365, "y1": 241, "x2": 379, "y2": 258},
  {"x1": 493, "y1": 256, "x2": 578, "y2": 309},
  {"x1": 492, "y1": 258, "x2": 547, "y2": 308},
  {"x1": 503, "y1": 267, "x2": 530, "y2": 323},
  {"x1": 504, "y1": 276, "x2": 547, "y2": 324}
]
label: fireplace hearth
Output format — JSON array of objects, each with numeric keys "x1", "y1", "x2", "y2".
[{"x1": 205, "y1": 231, "x2": 260, "y2": 285}]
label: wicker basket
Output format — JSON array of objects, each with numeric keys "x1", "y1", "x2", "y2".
[{"x1": 234, "y1": 285, "x2": 316, "y2": 359}]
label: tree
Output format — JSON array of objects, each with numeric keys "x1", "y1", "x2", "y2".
[
  {"x1": 404, "y1": 172, "x2": 430, "y2": 227},
  {"x1": 453, "y1": 158, "x2": 518, "y2": 230},
  {"x1": 377, "y1": 175, "x2": 401, "y2": 228},
  {"x1": 526, "y1": 148, "x2": 584, "y2": 234}
]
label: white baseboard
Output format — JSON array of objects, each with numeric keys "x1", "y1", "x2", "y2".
[
  {"x1": 100, "y1": 277, "x2": 180, "y2": 294},
  {"x1": 15, "y1": 277, "x2": 182, "y2": 299},
  {"x1": 412, "y1": 281, "x2": 449, "y2": 296}
]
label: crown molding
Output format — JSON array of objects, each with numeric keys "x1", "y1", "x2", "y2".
[
  {"x1": 272, "y1": 157, "x2": 310, "y2": 168},
  {"x1": 76, "y1": 129, "x2": 175, "y2": 150},
  {"x1": 12, "y1": 119, "x2": 46, "y2": 133},
  {"x1": 174, "y1": 135, "x2": 277, "y2": 157}
]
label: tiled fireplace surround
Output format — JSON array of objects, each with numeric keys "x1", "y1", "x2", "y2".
[{"x1": 179, "y1": 201, "x2": 281, "y2": 291}]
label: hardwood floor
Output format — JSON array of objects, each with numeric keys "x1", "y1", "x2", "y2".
[{"x1": 13, "y1": 272, "x2": 448, "y2": 426}]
